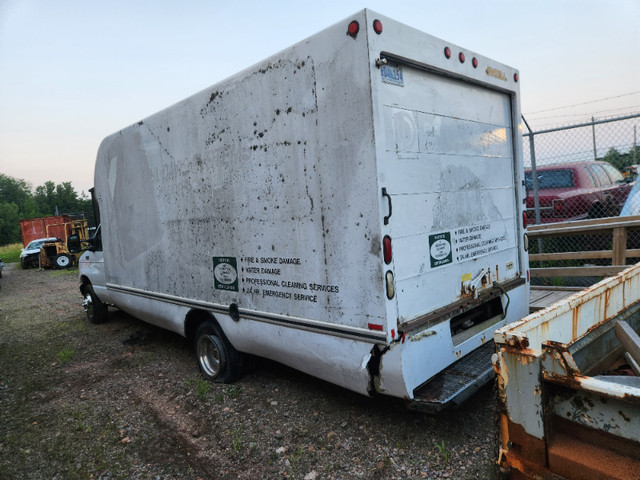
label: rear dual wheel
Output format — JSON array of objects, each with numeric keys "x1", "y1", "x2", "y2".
[
  {"x1": 195, "y1": 321, "x2": 244, "y2": 383},
  {"x1": 81, "y1": 283, "x2": 107, "y2": 324}
]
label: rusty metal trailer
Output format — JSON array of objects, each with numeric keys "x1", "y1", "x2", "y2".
[{"x1": 493, "y1": 263, "x2": 640, "y2": 479}]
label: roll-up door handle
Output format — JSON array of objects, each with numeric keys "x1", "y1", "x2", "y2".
[{"x1": 382, "y1": 188, "x2": 392, "y2": 225}]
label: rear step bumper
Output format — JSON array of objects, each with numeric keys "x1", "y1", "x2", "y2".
[{"x1": 408, "y1": 341, "x2": 495, "y2": 413}]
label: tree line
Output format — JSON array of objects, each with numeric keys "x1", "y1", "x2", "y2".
[
  {"x1": 0, "y1": 174, "x2": 94, "y2": 246},
  {"x1": 601, "y1": 146, "x2": 639, "y2": 172}
]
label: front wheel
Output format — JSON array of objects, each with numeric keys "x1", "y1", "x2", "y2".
[
  {"x1": 81, "y1": 284, "x2": 107, "y2": 324},
  {"x1": 195, "y1": 321, "x2": 244, "y2": 383}
]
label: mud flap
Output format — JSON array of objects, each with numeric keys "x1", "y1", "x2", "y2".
[{"x1": 408, "y1": 341, "x2": 495, "y2": 412}]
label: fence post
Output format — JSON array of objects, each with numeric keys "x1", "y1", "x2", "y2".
[
  {"x1": 592, "y1": 116, "x2": 597, "y2": 161},
  {"x1": 522, "y1": 116, "x2": 544, "y2": 259},
  {"x1": 612, "y1": 227, "x2": 627, "y2": 265},
  {"x1": 634, "y1": 126, "x2": 637, "y2": 164}
]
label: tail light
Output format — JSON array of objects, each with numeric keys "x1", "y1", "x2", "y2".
[
  {"x1": 552, "y1": 199, "x2": 565, "y2": 216},
  {"x1": 383, "y1": 235, "x2": 392, "y2": 264},
  {"x1": 522, "y1": 211, "x2": 528, "y2": 229}
]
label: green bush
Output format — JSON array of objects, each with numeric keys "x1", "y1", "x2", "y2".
[{"x1": 0, "y1": 243, "x2": 22, "y2": 263}]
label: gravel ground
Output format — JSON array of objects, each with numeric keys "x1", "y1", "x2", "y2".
[{"x1": 0, "y1": 263, "x2": 504, "y2": 480}]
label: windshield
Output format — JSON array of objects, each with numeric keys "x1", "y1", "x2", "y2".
[
  {"x1": 525, "y1": 169, "x2": 574, "y2": 190},
  {"x1": 26, "y1": 240, "x2": 46, "y2": 249}
]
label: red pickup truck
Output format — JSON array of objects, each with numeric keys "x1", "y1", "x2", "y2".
[{"x1": 525, "y1": 161, "x2": 633, "y2": 224}]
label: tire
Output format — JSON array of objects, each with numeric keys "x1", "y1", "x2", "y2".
[
  {"x1": 20, "y1": 258, "x2": 28, "y2": 269},
  {"x1": 81, "y1": 283, "x2": 108, "y2": 324},
  {"x1": 195, "y1": 321, "x2": 244, "y2": 383},
  {"x1": 55, "y1": 254, "x2": 73, "y2": 269},
  {"x1": 588, "y1": 203, "x2": 606, "y2": 219}
]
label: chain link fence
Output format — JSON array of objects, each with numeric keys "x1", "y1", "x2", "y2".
[{"x1": 522, "y1": 113, "x2": 640, "y2": 287}]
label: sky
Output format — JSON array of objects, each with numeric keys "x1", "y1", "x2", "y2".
[{"x1": 0, "y1": 0, "x2": 638, "y2": 195}]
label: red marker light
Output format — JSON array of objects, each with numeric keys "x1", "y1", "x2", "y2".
[
  {"x1": 459, "y1": 52, "x2": 465, "y2": 63},
  {"x1": 514, "y1": 73, "x2": 519, "y2": 82},
  {"x1": 347, "y1": 20, "x2": 359, "y2": 38},
  {"x1": 444, "y1": 47, "x2": 451, "y2": 59},
  {"x1": 373, "y1": 19, "x2": 383, "y2": 34},
  {"x1": 472, "y1": 57, "x2": 478, "y2": 68},
  {"x1": 383, "y1": 235, "x2": 392, "y2": 264}
]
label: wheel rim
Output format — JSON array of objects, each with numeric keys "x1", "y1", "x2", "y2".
[
  {"x1": 82, "y1": 293, "x2": 94, "y2": 319},
  {"x1": 197, "y1": 334, "x2": 222, "y2": 378},
  {"x1": 57, "y1": 255, "x2": 70, "y2": 267}
]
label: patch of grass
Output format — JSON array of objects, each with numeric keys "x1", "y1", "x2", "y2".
[
  {"x1": 196, "y1": 377, "x2": 211, "y2": 401},
  {"x1": 434, "y1": 440, "x2": 450, "y2": 467},
  {"x1": 0, "y1": 243, "x2": 22, "y2": 263},
  {"x1": 57, "y1": 347, "x2": 75, "y2": 366},
  {"x1": 229, "y1": 426, "x2": 245, "y2": 452},
  {"x1": 228, "y1": 385, "x2": 241, "y2": 399},
  {"x1": 49, "y1": 268, "x2": 78, "y2": 277}
]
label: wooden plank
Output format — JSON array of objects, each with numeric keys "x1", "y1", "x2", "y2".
[
  {"x1": 612, "y1": 227, "x2": 628, "y2": 265},
  {"x1": 530, "y1": 286, "x2": 584, "y2": 291},
  {"x1": 531, "y1": 265, "x2": 629, "y2": 277},
  {"x1": 529, "y1": 288, "x2": 576, "y2": 311},
  {"x1": 529, "y1": 222, "x2": 640, "y2": 239},
  {"x1": 528, "y1": 215, "x2": 640, "y2": 233},
  {"x1": 530, "y1": 251, "x2": 612, "y2": 262},
  {"x1": 530, "y1": 250, "x2": 640, "y2": 262}
]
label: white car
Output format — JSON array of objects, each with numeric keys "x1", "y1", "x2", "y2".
[{"x1": 20, "y1": 237, "x2": 60, "y2": 269}]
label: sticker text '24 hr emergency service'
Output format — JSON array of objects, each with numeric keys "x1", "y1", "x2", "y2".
[
  {"x1": 429, "y1": 222, "x2": 512, "y2": 269},
  {"x1": 240, "y1": 256, "x2": 339, "y2": 304}
]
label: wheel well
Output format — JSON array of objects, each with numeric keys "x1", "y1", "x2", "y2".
[
  {"x1": 185, "y1": 309, "x2": 221, "y2": 342},
  {"x1": 79, "y1": 276, "x2": 91, "y2": 294},
  {"x1": 589, "y1": 202, "x2": 605, "y2": 217}
]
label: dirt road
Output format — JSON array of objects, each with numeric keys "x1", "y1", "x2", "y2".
[{"x1": 0, "y1": 263, "x2": 502, "y2": 479}]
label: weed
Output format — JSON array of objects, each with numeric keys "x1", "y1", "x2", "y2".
[
  {"x1": 434, "y1": 440, "x2": 450, "y2": 467},
  {"x1": 231, "y1": 426, "x2": 244, "y2": 452},
  {"x1": 228, "y1": 385, "x2": 241, "y2": 398},
  {"x1": 195, "y1": 378, "x2": 211, "y2": 401},
  {"x1": 57, "y1": 347, "x2": 75, "y2": 366}
]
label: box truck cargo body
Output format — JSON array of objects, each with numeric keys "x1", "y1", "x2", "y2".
[{"x1": 76, "y1": 10, "x2": 529, "y2": 409}]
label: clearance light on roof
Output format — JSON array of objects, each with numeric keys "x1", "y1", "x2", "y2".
[
  {"x1": 373, "y1": 19, "x2": 383, "y2": 34},
  {"x1": 347, "y1": 20, "x2": 359, "y2": 38},
  {"x1": 459, "y1": 52, "x2": 465, "y2": 63},
  {"x1": 444, "y1": 47, "x2": 452, "y2": 59},
  {"x1": 472, "y1": 57, "x2": 479, "y2": 68},
  {"x1": 514, "y1": 73, "x2": 519, "y2": 82}
]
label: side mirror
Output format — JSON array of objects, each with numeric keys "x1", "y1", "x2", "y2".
[{"x1": 67, "y1": 234, "x2": 83, "y2": 253}]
